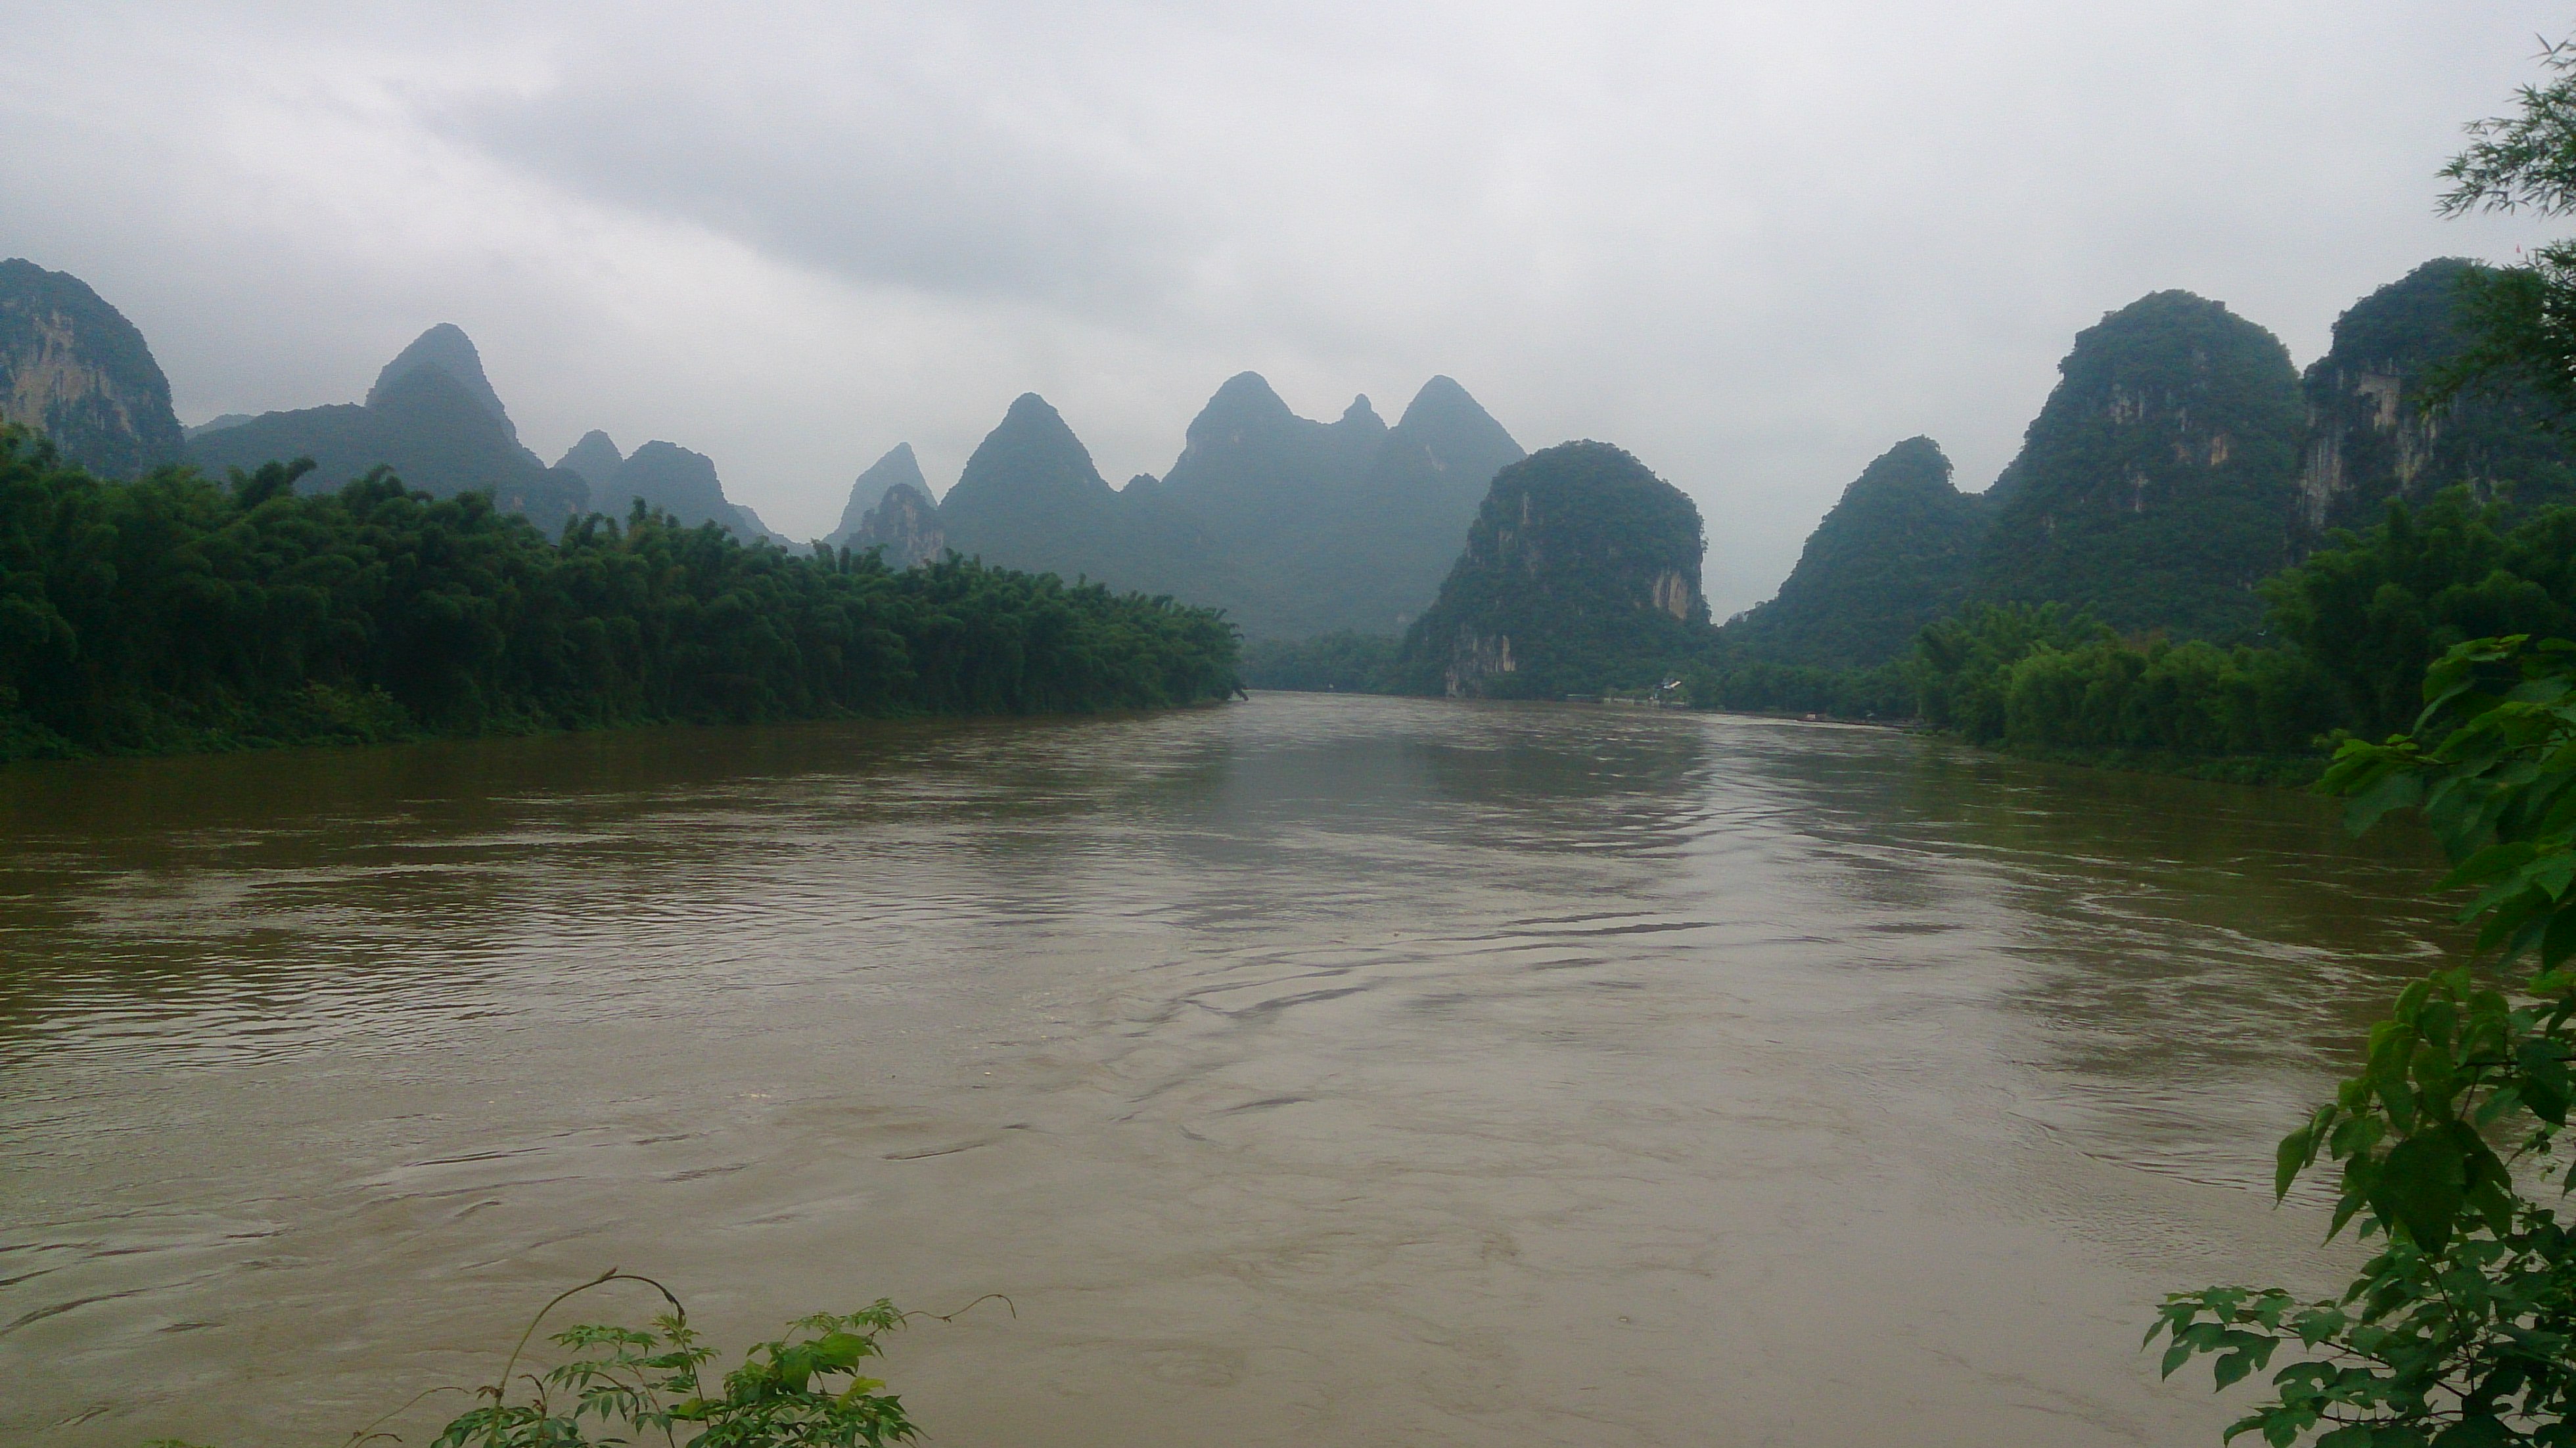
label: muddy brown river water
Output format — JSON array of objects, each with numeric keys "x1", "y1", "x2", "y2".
[{"x1": 0, "y1": 693, "x2": 2462, "y2": 1445}]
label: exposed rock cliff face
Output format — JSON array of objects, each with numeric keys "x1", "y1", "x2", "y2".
[
  {"x1": 189, "y1": 324, "x2": 591, "y2": 533},
  {"x1": 829, "y1": 443, "x2": 944, "y2": 566},
  {"x1": 1724, "y1": 437, "x2": 1990, "y2": 668},
  {"x1": 1395, "y1": 440, "x2": 1711, "y2": 697},
  {"x1": 0, "y1": 258, "x2": 184, "y2": 478},
  {"x1": 1972, "y1": 290, "x2": 2302, "y2": 641},
  {"x1": 2295, "y1": 259, "x2": 2576, "y2": 539}
]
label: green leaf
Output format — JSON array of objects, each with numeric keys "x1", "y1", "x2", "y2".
[
  {"x1": 2437, "y1": 841, "x2": 2538, "y2": 892},
  {"x1": 2276, "y1": 1123, "x2": 2316, "y2": 1200},
  {"x1": 2215, "y1": 1350, "x2": 2257, "y2": 1390},
  {"x1": 2374, "y1": 1134, "x2": 2466, "y2": 1252},
  {"x1": 2345, "y1": 770, "x2": 2426, "y2": 836}
]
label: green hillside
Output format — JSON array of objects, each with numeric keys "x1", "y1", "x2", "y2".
[
  {"x1": 1395, "y1": 440, "x2": 1711, "y2": 697},
  {"x1": 1722, "y1": 436, "x2": 1989, "y2": 668},
  {"x1": 2298, "y1": 258, "x2": 2576, "y2": 539},
  {"x1": 1973, "y1": 290, "x2": 2303, "y2": 641}
]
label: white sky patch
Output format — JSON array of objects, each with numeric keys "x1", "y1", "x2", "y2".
[{"x1": 1, "y1": 0, "x2": 2565, "y2": 613}]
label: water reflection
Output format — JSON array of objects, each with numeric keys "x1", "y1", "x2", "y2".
[{"x1": 0, "y1": 696, "x2": 2464, "y2": 1447}]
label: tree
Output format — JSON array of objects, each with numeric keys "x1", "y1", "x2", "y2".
[
  {"x1": 2145, "y1": 52, "x2": 2576, "y2": 1438},
  {"x1": 2151, "y1": 635, "x2": 2576, "y2": 1443},
  {"x1": 2436, "y1": 38, "x2": 2576, "y2": 417}
]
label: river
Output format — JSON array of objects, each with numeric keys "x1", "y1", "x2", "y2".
[{"x1": 0, "y1": 693, "x2": 2459, "y2": 1446}]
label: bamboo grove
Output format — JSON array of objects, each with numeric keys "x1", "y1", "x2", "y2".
[{"x1": 0, "y1": 429, "x2": 1241, "y2": 759}]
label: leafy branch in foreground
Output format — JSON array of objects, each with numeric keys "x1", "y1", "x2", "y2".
[
  {"x1": 2432, "y1": 35, "x2": 2576, "y2": 419},
  {"x1": 2150, "y1": 635, "x2": 2576, "y2": 1445}
]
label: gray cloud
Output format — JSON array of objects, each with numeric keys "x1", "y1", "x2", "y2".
[{"x1": 0, "y1": 1, "x2": 2564, "y2": 612}]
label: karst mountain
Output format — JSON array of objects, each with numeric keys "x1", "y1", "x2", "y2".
[
  {"x1": 1396, "y1": 441, "x2": 1713, "y2": 697},
  {"x1": 0, "y1": 258, "x2": 185, "y2": 478}
]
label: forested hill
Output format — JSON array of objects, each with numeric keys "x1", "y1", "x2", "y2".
[
  {"x1": 1396, "y1": 441, "x2": 1711, "y2": 698},
  {"x1": 1972, "y1": 290, "x2": 2304, "y2": 641},
  {"x1": 0, "y1": 430, "x2": 1239, "y2": 761},
  {"x1": 2297, "y1": 258, "x2": 2576, "y2": 539},
  {"x1": 0, "y1": 258, "x2": 184, "y2": 480},
  {"x1": 1722, "y1": 436, "x2": 1988, "y2": 668},
  {"x1": 1728, "y1": 263, "x2": 2576, "y2": 679}
]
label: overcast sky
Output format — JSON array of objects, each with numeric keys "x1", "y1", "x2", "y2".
[{"x1": 1, "y1": 3, "x2": 2564, "y2": 613}]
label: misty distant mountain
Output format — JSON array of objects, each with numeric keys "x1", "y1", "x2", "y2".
[
  {"x1": 827, "y1": 443, "x2": 944, "y2": 565},
  {"x1": 185, "y1": 413, "x2": 254, "y2": 441},
  {"x1": 555, "y1": 430, "x2": 625, "y2": 491},
  {"x1": 189, "y1": 324, "x2": 591, "y2": 533},
  {"x1": 595, "y1": 440, "x2": 774, "y2": 541},
  {"x1": 369, "y1": 323, "x2": 518, "y2": 442},
  {"x1": 938, "y1": 393, "x2": 1216, "y2": 593},
  {"x1": 0, "y1": 257, "x2": 185, "y2": 478},
  {"x1": 929, "y1": 374, "x2": 1523, "y2": 637}
]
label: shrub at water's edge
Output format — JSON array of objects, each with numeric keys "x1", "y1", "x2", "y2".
[{"x1": 0, "y1": 429, "x2": 1240, "y2": 761}]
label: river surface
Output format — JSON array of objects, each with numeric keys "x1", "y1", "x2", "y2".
[{"x1": 0, "y1": 694, "x2": 2462, "y2": 1446}]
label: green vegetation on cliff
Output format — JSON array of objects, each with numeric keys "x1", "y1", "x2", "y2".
[
  {"x1": 1911, "y1": 489, "x2": 2576, "y2": 776},
  {"x1": 2299, "y1": 258, "x2": 2576, "y2": 539},
  {"x1": 1394, "y1": 440, "x2": 1711, "y2": 698},
  {"x1": 1974, "y1": 290, "x2": 2304, "y2": 642},
  {"x1": 1722, "y1": 436, "x2": 1989, "y2": 669},
  {"x1": 0, "y1": 429, "x2": 1239, "y2": 761}
]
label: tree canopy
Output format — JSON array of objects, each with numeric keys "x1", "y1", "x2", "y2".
[{"x1": 0, "y1": 428, "x2": 1239, "y2": 759}]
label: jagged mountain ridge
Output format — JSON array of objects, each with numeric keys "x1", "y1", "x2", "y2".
[
  {"x1": 0, "y1": 258, "x2": 185, "y2": 478},
  {"x1": 190, "y1": 324, "x2": 593, "y2": 532},
  {"x1": 923, "y1": 373, "x2": 1523, "y2": 637},
  {"x1": 189, "y1": 325, "x2": 782, "y2": 543}
]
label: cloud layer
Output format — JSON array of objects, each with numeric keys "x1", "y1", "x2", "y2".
[{"x1": 1, "y1": 1, "x2": 2563, "y2": 612}]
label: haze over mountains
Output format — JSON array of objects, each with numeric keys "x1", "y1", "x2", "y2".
[
  {"x1": 9, "y1": 250, "x2": 2574, "y2": 676},
  {"x1": 1720, "y1": 260, "x2": 2576, "y2": 674},
  {"x1": 885, "y1": 373, "x2": 1525, "y2": 637}
]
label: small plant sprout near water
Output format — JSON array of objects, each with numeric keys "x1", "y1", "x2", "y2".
[{"x1": 145, "y1": 1268, "x2": 984, "y2": 1448}]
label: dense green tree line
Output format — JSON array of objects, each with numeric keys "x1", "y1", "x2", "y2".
[
  {"x1": 1238, "y1": 630, "x2": 1400, "y2": 692},
  {"x1": 1675, "y1": 656, "x2": 1912, "y2": 719},
  {"x1": 1904, "y1": 489, "x2": 2576, "y2": 774},
  {"x1": 0, "y1": 430, "x2": 1239, "y2": 759}
]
